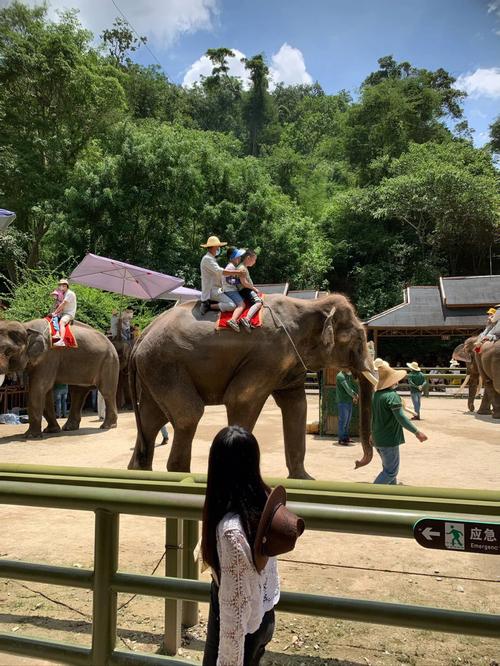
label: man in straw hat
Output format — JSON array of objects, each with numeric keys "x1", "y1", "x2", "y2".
[
  {"x1": 199, "y1": 236, "x2": 243, "y2": 316},
  {"x1": 476, "y1": 306, "x2": 500, "y2": 350},
  {"x1": 406, "y1": 361, "x2": 427, "y2": 420},
  {"x1": 372, "y1": 363, "x2": 428, "y2": 485}
]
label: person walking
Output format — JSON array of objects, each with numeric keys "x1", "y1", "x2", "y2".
[
  {"x1": 53, "y1": 383, "x2": 68, "y2": 418},
  {"x1": 372, "y1": 363, "x2": 428, "y2": 485},
  {"x1": 406, "y1": 361, "x2": 427, "y2": 420},
  {"x1": 335, "y1": 370, "x2": 358, "y2": 445},
  {"x1": 201, "y1": 426, "x2": 304, "y2": 666}
]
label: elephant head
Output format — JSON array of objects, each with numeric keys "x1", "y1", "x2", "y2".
[
  {"x1": 316, "y1": 298, "x2": 377, "y2": 469},
  {"x1": 0, "y1": 320, "x2": 48, "y2": 386},
  {"x1": 320, "y1": 303, "x2": 378, "y2": 385}
]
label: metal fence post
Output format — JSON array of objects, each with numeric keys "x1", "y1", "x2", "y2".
[
  {"x1": 182, "y1": 520, "x2": 199, "y2": 628},
  {"x1": 92, "y1": 510, "x2": 119, "y2": 666},
  {"x1": 164, "y1": 518, "x2": 183, "y2": 656}
]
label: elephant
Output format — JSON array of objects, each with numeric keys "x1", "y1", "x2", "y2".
[
  {"x1": 456, "y1": 337, "x2": 500, "y2": 419},
  {"x1": 0, "y1": 318, "x2": 120, "y2": 438},
  {"x1": 127, "y1": 293, "x2": 378, "y2": 478},
  {"x1": 452, "y1": 340, "x2": 489, "y2": 413}
]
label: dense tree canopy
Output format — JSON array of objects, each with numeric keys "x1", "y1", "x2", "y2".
[{"x1": 0, "y1": 3, "x2": 498, "y2": 319}]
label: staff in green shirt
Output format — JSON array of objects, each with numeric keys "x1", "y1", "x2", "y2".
[
  {"x1": 371, "y1": 364, "x2": 428, "y2": 485},
  {"x1": 406, "y1": 361, "x2": 427, "y2": 420},
  {"x1": 335, "y1": 370, "x2": 358, "y2": 445}
]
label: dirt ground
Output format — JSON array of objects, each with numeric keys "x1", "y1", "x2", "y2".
[{"x1": 0, "y1": 395, "x2": 499, "y2": 666}]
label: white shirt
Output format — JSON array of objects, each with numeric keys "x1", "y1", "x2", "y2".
[
  {"x1": 216, "y1": 513, "x2": 280, "y2": 666},
  {"x1": 200, "y1": 252, "x2": 224, "y2": 301},
  {"x1": 61, "y1": 289, "x2": 77, "y2": 318},
  {"x1": 224, "y1": 261, "x2": 240, "y2": 292}
]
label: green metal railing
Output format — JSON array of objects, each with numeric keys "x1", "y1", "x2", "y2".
[{"x1": 0, "y1": 466, "x2": 499, "y2": 666}]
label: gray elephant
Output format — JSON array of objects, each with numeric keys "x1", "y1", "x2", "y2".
[
  {"x1": 128, "y1": 294, "x2": 378, "y2": 478},
  {"x1": 0, "y1": 318, "x2": 119, "y2": 437},
  {"x1": 455, "y1": 337, "x2": 500, "y2": 418}
]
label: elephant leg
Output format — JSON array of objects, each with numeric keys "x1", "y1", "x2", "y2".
[
  {"x1": 165, "y1": 383, "x2": 204, "y2": 473},
  {"x1": 477, "y1": 388, "x2": 493, "y2": 415},
  {"x1": 128, "y1": 385, "x2": 168, "y2": 470},
  {"x1": 25, "y1": 370, "x2": 55, "y2": 439},
  {"x1": 97, "y1": 362, "x2": 119, "y2": 430},
  {"x1": 63, "y1": 387, "x2": 89, "y2": 431},
  {"x1": 43, "y1": 390, "x2": 61, "y2": 434},
  {"x1": 272, "y1": 385, "x2": 313, "y2": 480}
]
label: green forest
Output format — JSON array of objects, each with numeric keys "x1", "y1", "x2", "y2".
[{"x1": 1, "y1": 1, "x2": 499, "y2": 320}]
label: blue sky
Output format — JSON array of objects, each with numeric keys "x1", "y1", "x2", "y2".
[{"x1": 22, "y1": 0, "x2": 500, "y2": 145}]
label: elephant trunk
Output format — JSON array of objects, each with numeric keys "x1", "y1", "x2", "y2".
[{"x1": 355, "y1": 372, "x2": 374, "y2": 469}]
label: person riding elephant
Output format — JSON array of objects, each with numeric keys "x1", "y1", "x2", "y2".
[
  {"x1": 128, "y1": 292, "x2": 378, "y2": 478},
  {"x1": 0, "y1": 318, "x2": 119, "y2": 438},
  {"x1": 199, "y1": 236, "x2": 245, "y2": 316}
]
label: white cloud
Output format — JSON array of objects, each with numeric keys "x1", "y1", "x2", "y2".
[
  {"x1": 182, "y1": 48, "x2": 250, "y2": 88},
  {"x1": 21, "y1": 0, "x2": 218, "y2": 46},
  {"x1": 456, "y1": 67, "x2": 500, "y2": 98},
  {"x1": 183, "y1": 42, "x2": 312, "y2": 90},
  {"x1": 269, "y1": 43, "x2": 313, "y2": 90}
]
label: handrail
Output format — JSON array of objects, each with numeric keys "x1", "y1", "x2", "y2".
[{"x1": 1, "y1": 469, "x2": 499, "y2": 665}]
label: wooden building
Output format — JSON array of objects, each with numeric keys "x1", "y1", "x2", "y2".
[{"x1": 365, "y1": 275, "x2": 499, "y2": 350}]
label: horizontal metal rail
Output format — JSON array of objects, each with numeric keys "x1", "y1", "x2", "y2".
[
  {"x1": 0, "y1": 480, "x2": 494, "y2": 538},
  {"x1": 2, "y1": 561, "x2": 499, "y2": 641}
]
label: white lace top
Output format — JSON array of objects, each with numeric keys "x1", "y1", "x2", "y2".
[{"x1": 215, "y1": 512, "x2": 280, "y2": 666}]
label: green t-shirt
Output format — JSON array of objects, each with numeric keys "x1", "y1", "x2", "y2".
[
  {"x1": 371, "y1": 388, "x2": 418, "y2": 448},
  {"x1": 336, "y1": 372, "x2": 358, "y2": 404},
  {"x1": 408, "y1": 371, "x2": 426, "y2": 393}
]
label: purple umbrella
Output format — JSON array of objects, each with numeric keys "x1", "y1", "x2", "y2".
[
  {"x1": 69, "y1": 253, "x2": 184, "y2": 300},
  {"x1": 159, "y1": 285, "x2": 201, "y2": 302},
  {"x1": 0, "y1": 209, "x2": 16, "y2": 233}
]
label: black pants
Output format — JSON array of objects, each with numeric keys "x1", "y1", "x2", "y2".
[{"x1": 203, "y1": 581, "x2": 275, "y2": 666}]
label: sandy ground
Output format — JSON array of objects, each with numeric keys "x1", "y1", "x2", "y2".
[{"x1": 0, "y1": 395, "x2": 499, "y2": 666}]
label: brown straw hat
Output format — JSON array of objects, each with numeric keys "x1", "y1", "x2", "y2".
[
  {"x1": 253, "y1": 486, "x2": 305, "y2": 573},
  {"x1": 376, "y1": 364, "x2": 407, "y2": 391}
]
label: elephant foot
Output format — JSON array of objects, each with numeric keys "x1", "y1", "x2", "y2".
[
  {"x1": 467, "y1": 406, "x2": 475, "y2": 413},
  {"x1": 288, "y1": 470, "x2": 315, "y2": 480},
  {"x1": 127, "y1": 455, "x2": 152, "y2": 471},
  {"x1": 62, "y1": 421, "x2": 80, "y2": 432},
  {"x1": 493, "y1": 413, "x2": 500, "y2": 419},
  {"x1": 477, "y1": 409, "x2": 492, "y2": 415},
  {"x1": 100, "y1": 421, "x2": 117, "y2": 430},
  {"x1": 23, "y1": 430, "x2": 43, "y2": 440},
  {"x1": 43, "y1": 425, "x2": 61, "y2": 434}
]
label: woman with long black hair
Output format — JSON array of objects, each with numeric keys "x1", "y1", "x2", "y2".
[{"x1": 201, "y1": 426, "x2": 279, "y2": 666}]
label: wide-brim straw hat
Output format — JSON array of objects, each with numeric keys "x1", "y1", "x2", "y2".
[
  {"x1": 377, "y1": 364, "x2": 407, "y2": 391},
  {"x1": 253, "y1": 486, "x2": 305, "y2": 573},
  {"x1": 58, "y1": 279, "x2": 69, "y2": 286},
  {"x1": 201, "y1": 235, "x2": 227, "y2": 248},
  {"x1": 406, "y1": 361, "x2": 421, "y2": 372},
  {"x1": 487, "y1": 307, "x2": 497, "y2": 315}
]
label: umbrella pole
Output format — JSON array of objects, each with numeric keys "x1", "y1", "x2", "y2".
[{"x1": 118, "y1": 277, "x2": 126, "y2": 342}]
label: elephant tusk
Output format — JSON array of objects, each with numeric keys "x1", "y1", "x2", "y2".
[
  {"x1": 362, "y1": 369, "x2": 378, "y2": 387},
  {"x1": 0, "y1": 374, "x2": 4, "y2": 387}
]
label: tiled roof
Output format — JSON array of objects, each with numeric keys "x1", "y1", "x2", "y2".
[
  {"x1": 366, "y1": 286, "x2": 487, "y2": 329},
  {"x1": 440, "y1": 275, "x2": 500, "y2": 308}
]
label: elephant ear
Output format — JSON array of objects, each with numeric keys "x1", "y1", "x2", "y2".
[
  {"x1": 26, "y1": 327, "x2": 48, "y2": 360},
  {"x1": 321, "y1": 306, "x2": 336, "y2": 347}
]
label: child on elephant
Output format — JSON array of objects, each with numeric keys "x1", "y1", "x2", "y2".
[
  {"x1": 224, "y1": 248, "x2": 246, "y2": 332},
  {"x1": 237, "y1": 250, "x2": 263, "y2": 332}
]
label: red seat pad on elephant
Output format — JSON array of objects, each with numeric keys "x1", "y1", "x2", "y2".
[
  {"x1": 44, "y1": 316, "x2": 78, "y2": 348},
  {"x1": 217, "y1": 297, "x2": 264, "y2": 330}
]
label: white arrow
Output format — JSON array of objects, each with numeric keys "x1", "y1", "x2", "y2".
[{"x1": 422, "y1": 527, "x2": 440, "y2": 541}]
